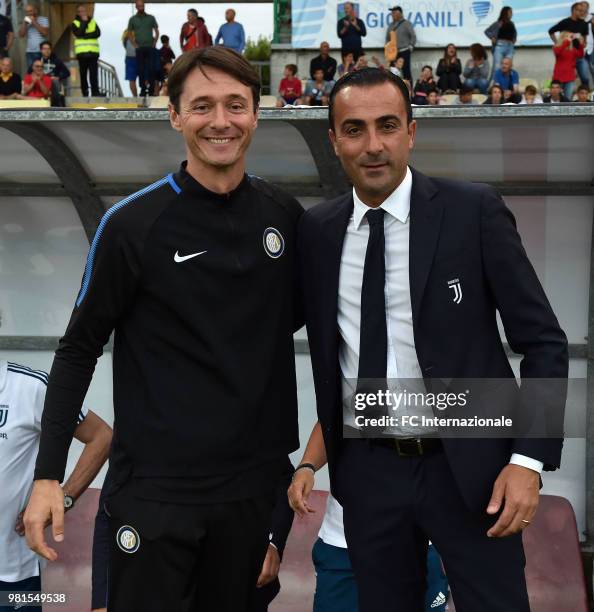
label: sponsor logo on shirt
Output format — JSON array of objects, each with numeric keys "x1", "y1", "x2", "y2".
[
  {"x1": 263, "y1": 227, "x2": 285, "y2": 259},
  {"x1": 0, "y1": 405, "x2": 8, "y2": 428}
]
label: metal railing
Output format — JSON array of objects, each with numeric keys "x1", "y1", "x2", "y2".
[
  {"x1": 251, "y1": 60, "x2": 271, "y2": 95},
  {"x1": 65, "y1": 58, "x2": 123, "y2": 98}
]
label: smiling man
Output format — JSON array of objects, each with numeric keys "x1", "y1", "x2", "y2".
[
  {"x1": 24, "y1": 47, "x2": 303, "y2": 612},
  {"x1": 297, "y1": 68, "x2": 567, "y2": 611}
]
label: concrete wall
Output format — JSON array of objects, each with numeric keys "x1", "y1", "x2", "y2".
[{"x1": 271, "y1": 44, "x2": 558, "y2": 96}]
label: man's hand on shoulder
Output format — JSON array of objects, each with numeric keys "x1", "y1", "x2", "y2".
[
  {"x1": 486, "y1": 464, "x2": 539, "y2": 538},
  {"x1": 24, "y1": 479, "x2": 65, "y2": 561}
]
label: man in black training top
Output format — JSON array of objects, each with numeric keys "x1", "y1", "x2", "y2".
[{"x1": 24, "y1": 47, "x2": 303, "y2": 612}]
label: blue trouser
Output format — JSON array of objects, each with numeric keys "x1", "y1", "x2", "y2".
[
  {"x1": 312, "y1": 538, "x2": 448, "y2": 611},
  {"x1": 562, "y1": 80, "x2": 576, "y2": 101},
  {"x1": 0, "y1": 575, "x2": 41, "y2": 611},
  {"x1": 576, "y1": 56, "x2": 590, "y2": 87},
  {"x1": 491, "y1": 41, "x2": 514, "y2": 78},
  {"x1": 25, "y1": 51, "x2": 40, "y2": 70},
  {"x1": 464, "y1": 77, "x2": 489, "y2": 94}
]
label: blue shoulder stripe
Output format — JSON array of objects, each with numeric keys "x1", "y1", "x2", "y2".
[
  {"x1": 7, "y1": 366, "x2": 48, "y2": 386},
  {"x1": 76, "y1": 176, "x2": 173, "y2": 307},
  {"x1": 167, "y1": 173, "x2": 181, "y2": 194}
]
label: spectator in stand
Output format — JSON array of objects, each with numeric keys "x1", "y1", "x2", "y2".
[
  {"x1": 122, "y1": 29, "x2": 138, "y2": 96},
  {"x1": 453, "y1": 83, "x2": 475, "y2": 104},
  {"x1": 580, "y1": 2, "x2": 594, "y2": 84},
  {"x1": 463, "y1": 43, "x2": 490, "y2": 93},
  {"x1": 160, "y1": 34, "x2": 175, "y2": 68},
  {"x1": 411, "y1": 64, "x2": 437, "y2": 104},
  {"x1": 214, "y1": 9, "x2": 245, "y2": 54},
  {"x1": 22, "y1": 58, "x2": 51, "y2": 99},
  {"x1": 0, "y1": 10, "x2": 14, "y2": 59},
  {"x1": 549, "y1": 2, "x2": 590, "y2": 86},
  {"x1": 337, "y1": 50, "x2": 355, "y2": 78},
  {"x1": 543, "y1": 79, "x2": 570, "y2": 102},
  {"x1": 72, "y1": 4, "x2": 101, "y2": 98},
  {"x1": 18, "y1": 3, "x2": 49, "y2": 69},
  {"x1": 436, "y1": 43, "x2": 462, "y2": 92},
  {"x1": 180, "y1": 9, "x2": 209, "y2": 52},
  {"x1": 493, "y1": 56, "x2": 521, "y2": 102},
  {"x1": 553, "y1": 31, "x2": 584, "y2": 99},
  {"x1": 483, "y1": 83, "x2": 504, "y2": 104},
  {"x1": 485, "y1": 7, "x2": 516, "y2": 79},
  {"x1": 0, "y1": 57, "x2": 24, "y2": 99},
  {"x1": 303, "y1": 67, "x2": 333, "y2": 106},
  {"x1": 520, "y1": 84, "x2": 543, "y2": 104},
  {"x1": 276, "y1": 63, "x2": 302, "y2": 106},
  {"x1": 576, "y1": 82, "x2": 592, "y2": 100},
  {"x1": 28, "y1": 40, "x2": 70, "y2": 105},
  {"x1": 310, "y1": 41, "x2": 337, "y2": 81},
  {"x1": 128, "y1": 0, "x2": 159, "y2": 97},
  {"x1": 337, "y1": 2, "x2": 366, "y2": 62},
  {"x1": 388, "y1": 56, "x2": 405, "y2": 77},
  {"x1": 427, "y1": 90, "x2": 439, "y2": 105},
  {"x1": 385, "y1": 6, "x2": 415, "y2": 82}
]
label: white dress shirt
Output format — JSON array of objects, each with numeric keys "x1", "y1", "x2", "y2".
[{"x1": 336, "y1": 166, "x2": 543, "y2": 473}]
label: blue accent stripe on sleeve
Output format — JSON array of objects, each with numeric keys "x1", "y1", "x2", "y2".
[
  {"x1": 75, "y1": 176, "x2": 171, "y2": 307},
  {"x1": 167, "y1": 173, "x2": 182, "y2": 194}
]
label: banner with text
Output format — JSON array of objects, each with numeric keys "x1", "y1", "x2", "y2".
[{"x1": 292, "y1": 0, "x2": 569, "y2": 48}]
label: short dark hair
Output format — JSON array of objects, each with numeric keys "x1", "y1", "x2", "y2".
[
  {"x1": 161, "y1": 34, "x2": 169, "y2": 43},
  {"x1": 551, "y1": 79, "x2": 562, "y2": 86},
  {"x1": 168, "y1": 46, "x2": 260, "y2": 113},
  {"x1": 421, "y1": 64, "x2": 432, "y2": 72},
  {"x1": 285, "y1": 63, "x2": 298, "y2": 75},
  {"x1": 188, "y1": 8, "x2": 198, "y2": 17},
  {"x1": 524, "y1": 84, "x2": 537, "y2": 95},
  {"x1": 571, "y1": 1, "x2": 582, "y2": 12},
  {"x1": 469, "y1": 43, "x2": 487, "y2": 61},
  {"x1": 328, "y1": 67, "x2": 413, "y2": 131},
  {"x1": 39, "y1": 39, "x2": 51, "y2": 50},
  {"x1": 577, "y1": 83, "x2": 590, "y2": 92},
  {"x1": 460, "y1": 84, "x2": 473, "y2": 95}
]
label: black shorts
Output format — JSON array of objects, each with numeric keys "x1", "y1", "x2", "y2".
[{"x1": 105, "y1": 480, "x2": 275, "y2": 612}]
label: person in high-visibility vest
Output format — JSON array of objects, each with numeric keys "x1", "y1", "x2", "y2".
[{"x1": 71, "y1": 3, "x2": 101, "y2": 97}]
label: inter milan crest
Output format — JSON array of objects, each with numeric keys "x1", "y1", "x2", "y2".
[
  {"x1": 0, "y1": 405, "x2": 8, "y2": 428},
  {"x1": 263, "y1": 227, "x2": 285, "y2": 259},
  {"x1": 117, "y1": 525, "x2": 140, "y2": 553}
]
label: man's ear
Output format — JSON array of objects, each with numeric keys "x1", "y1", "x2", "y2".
[
  {"x1": 253, "y1": 105, "x2": 259, "y2": 130},
  {"x1": 328, "y1": 127, "x2": 339, "y2": 157},
  {"x1": 169, "y1": 102, "x2": 182, "y2": 133}
]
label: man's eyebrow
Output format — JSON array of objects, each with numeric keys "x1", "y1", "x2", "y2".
[
  {"x1": 188, "y1": 93, "x2": 249, "y2": 104},
  {"x1": 340, "y1": 114, "x2": 402, "y2": 128}
]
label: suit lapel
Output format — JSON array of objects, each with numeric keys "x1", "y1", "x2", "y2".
[
  {"x1": 318, "y1": 193, "x2": 353, "y2": 374},
  {"x1": 409, "y1": 168, "x2": 442, "y2": 328}
]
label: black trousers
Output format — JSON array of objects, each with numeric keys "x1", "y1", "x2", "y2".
[
  {"x1": 77, "y1": 53, "x2": 100, "y2": 96},
  {"x1": 136, "y1": 46, "x2": 155, "y2": 96},
  {"x1": 105, "y1": 480, "x2": 275, "y2": 612},
  {"x1": 336, "y1": 440, "x2": 530, "y2": 612},
  {"x1": 396, "y1": 49, "x2": 413, "y2": 82}
]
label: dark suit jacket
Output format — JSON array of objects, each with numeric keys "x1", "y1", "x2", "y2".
[{"x1": 297, "y1": 168, "x2": 568, "y2": 512}]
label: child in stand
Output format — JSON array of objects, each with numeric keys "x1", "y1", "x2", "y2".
[{"x1": 276, "y1": 63, "x2": 302, "y2": 106}]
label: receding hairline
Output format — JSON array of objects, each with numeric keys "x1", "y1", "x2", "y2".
[{"x1": 333, "y1": 81, "x2": 410, "y2": 113}]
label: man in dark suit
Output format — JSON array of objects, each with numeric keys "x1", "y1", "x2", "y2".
[{"x1": 297, "y1": 68, "x2": 567, "y2": 611}]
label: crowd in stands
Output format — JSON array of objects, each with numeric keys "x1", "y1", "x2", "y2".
[
  {"x1": 1, "y1": 0, "x2": 594, "y2": 105},
  {"x1": 276, "y1": 0, "x2": 594, "y2": 107},
  {"x1": 0, "y1": 0, "x2": 247, "y2": 101}
]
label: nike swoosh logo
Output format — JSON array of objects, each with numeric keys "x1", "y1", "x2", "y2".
[{"x1": 174, "y1": 250, "x2": 207, "y2": 263}]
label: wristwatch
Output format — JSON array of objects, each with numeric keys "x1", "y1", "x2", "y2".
[{"x1": 63, "y1": 493, "x2": 75, "y2": 511}]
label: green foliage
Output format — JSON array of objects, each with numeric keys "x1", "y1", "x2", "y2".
[{"x1": 245, "y1": 36, "x2": 272, "y2": 61}]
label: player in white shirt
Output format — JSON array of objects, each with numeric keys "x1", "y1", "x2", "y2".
[
  {"x1": 288, "y1": 422, "x2": 449, "y2": 611},
  {"x1": 0, "y1": 360, "x2": 111, "y2": 609}
]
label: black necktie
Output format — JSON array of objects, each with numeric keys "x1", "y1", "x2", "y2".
[{"x1": 357, "y1": 208, "x2": 388, "y2": 395}]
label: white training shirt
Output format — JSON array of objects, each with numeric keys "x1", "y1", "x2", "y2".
[{"x1": 0, "y1": 360, "x2": 87, "y2": 582}]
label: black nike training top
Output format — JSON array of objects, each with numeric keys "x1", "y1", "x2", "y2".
[{"x1": 34, "y1": 163, "x2": 303, "y2": 501}]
